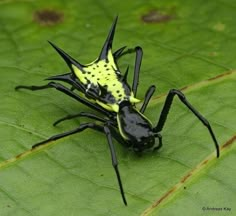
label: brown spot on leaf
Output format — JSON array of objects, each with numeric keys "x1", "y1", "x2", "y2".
[
  {"x1": 222, "y1": 135, "x2": 236, "y2": 149},
  {"x1": 142, "y1": 9, "x2": 175, "y2": 23},
  {"x1": 15, "y1": 152, "x2": 25, "y2": 159},
  {"x1": 34, "y1": 9, "x2": 63, "y2": 26},
  {"x1": 201, "y1": 159, "x2": 209, "y2": 166},
  {"x1": 207, "y1": 71, "x2": 232, "y2": 81},
  {"x1": 180, "y1": 172, "x2": 192, "y2": 183},
  {"x1": 179, "y1": 85, "x2": 189, "y2": 91},
  {"x1": 153, "y1": 186, "x2": 177, "y2": 206}
]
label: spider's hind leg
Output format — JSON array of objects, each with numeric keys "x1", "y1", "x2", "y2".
[
  {"x1": 15, "y1": 82, "x2": 111, "y2": 117},
  {"x1": 31, "y1": 120, "x2": 127, "y2": 205},
  {"x1": 32, "y1": 122, "x2": 103, "y2": 148},
  {"x1": 15, "y1": 83, "x2": 53, "y2": 91},
  {"x1": 53, "y1": 111, "x2": 108, "y2": 126}
]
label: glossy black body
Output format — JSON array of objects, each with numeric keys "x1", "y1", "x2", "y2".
[{"x1": 118, "y1": 101, "x2": 155, "y2": 152}]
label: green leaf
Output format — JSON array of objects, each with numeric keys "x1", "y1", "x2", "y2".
[{"x1": 0, "y1": 1, "x2": 235, "y2": 215}]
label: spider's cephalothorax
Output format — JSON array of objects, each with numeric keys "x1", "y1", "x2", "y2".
[
  {"x1": 15, "y1": 16, "x2": 220, "y2": 206},
  {"x1": 117, "y1": 101, "x2": 158, "y2": 152}
]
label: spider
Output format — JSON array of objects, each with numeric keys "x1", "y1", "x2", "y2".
[{"x1": 15, "y1": 16, "x2": 220, "y2": 205}]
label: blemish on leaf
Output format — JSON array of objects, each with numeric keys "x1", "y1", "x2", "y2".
[
  {"x1": 153, "y1": 186, "x2": 177, "y2": 206},
  {"x1": 213, "y1": 22, "x2": 225, "y2": 32},
  {"x1": 222, "y1": 135, "x2": 236, "y2": 149},
  {"x1": 201, "y1": 159, "x2": 209, "y2": 166},
  {"x1": 142, "y1": 9, "x2": 175, "y2": 23},
  {"x1": 180, "y1": 172, "x2": 192, "y2": 183},
  {"x1": 180, "y1": 85, "x2": 189, "y2": 91},
  {"x1": 141, "y1": 186, "x2": 177, "y2": 215},
  {"x1": 209, "y1": 52, "x2": 219, "y2": 57},
  {"x1": 15, "y1": 152, "x2": 25, "y2": 159},
  {"x1": 207, "y1": 71, "x2": 232, "y2": 81},
  {"x1": 34, "y1": 9, "x2": 63, "y2": 26}
]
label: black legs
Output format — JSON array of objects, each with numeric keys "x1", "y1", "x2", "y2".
[
  {"x1": 132, "y1": 47, "x2": 143, "y2": 97},
  {"x1": 140, "y1": 85, "x2": 156, "y2": 113},
  {"x1": 114, "y1": 47, "x2": 135, "y2": 60},
  {"x1": 15, "y1": 82, "x2": 112, "y2": 118},
  {"x1": 104, "y1": 125, "x2": 127, "y2": 205},
  {"x1": 54, "y1": 84, "x2": 156, "y2": 126},
  {"x1": 53, "y1": 111, "x2": 108, "y2": 126},
  {"x1": 32, "y1": 122, "x2": 102, "y2": 148},
  {"x1": 15, "y1": 83, "x2": 54, "y2": 91},
  {"x1": 31, "y1": 121, "x2": 127, "y2": 205},
  {"x1": 154, "y1": 89, "x2": 220, "y2": 157},
  {"x1": 113, "y1": 46, "x2": 143, "y2": 97}
]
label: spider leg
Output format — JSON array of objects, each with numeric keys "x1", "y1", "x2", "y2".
[
  {"x1": 113, "y1": 46, "x2": 127, "y2": 59},
  {"x1": 113, "y1": 46, "x2": 143, "y2": 97},
  {"x1": 114, "y1": 47, "x2": 139, "y2": 60},
  {"x1": 104, "y1": 124, "x2": 127, "y2": 206},
  {"x1": 53, "y1": 111, "x2": 108, "y2": 126},
  {"x1": 70, "y1": 86, "x2": 75, "y2": 91},
  {"x1": 31, "y1": 121, "x2": 127, "y2": 205},
  {"x1": 32, "y1": 122, "x2": 103, "y2": 148},
  {"x1": 53, "y1": 112, "x2": 123, "y2": 149},
  {"x1": 154, "y1": 133, "x2": 163, "y2": 151},
  {"x1": 132, "y1": 47, "x2": 143, "y2": 97},
  {"x1": 140, "y1": 85, "x2": 156, "y2": 113},
  {"x1": 15, "y1": 82, "x2": 112, "y2": 118},
  {"x1": 153, "y1": 89, "x2": 220, "y2": 158}
]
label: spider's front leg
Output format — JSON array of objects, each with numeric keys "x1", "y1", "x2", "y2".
[
  {"x1": 140, "y1": 85, "x2": 156, "y2": 113},
  {"x1": 154, "y1": 89, "x2": 220, "y2": 158}
]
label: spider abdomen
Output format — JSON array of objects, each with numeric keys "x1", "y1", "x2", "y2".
[{"x1": 71, "y1": 51, "x2": 140, "y2": 112}]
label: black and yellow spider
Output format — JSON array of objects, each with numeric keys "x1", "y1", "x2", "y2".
[{"x1": 16, "y1": 16, "x2": 220, "y2": 205}]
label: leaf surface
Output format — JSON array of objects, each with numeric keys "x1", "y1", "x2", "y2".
[{"x1": 0, "y1": 0, "x2": 235, "y2": 215}]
